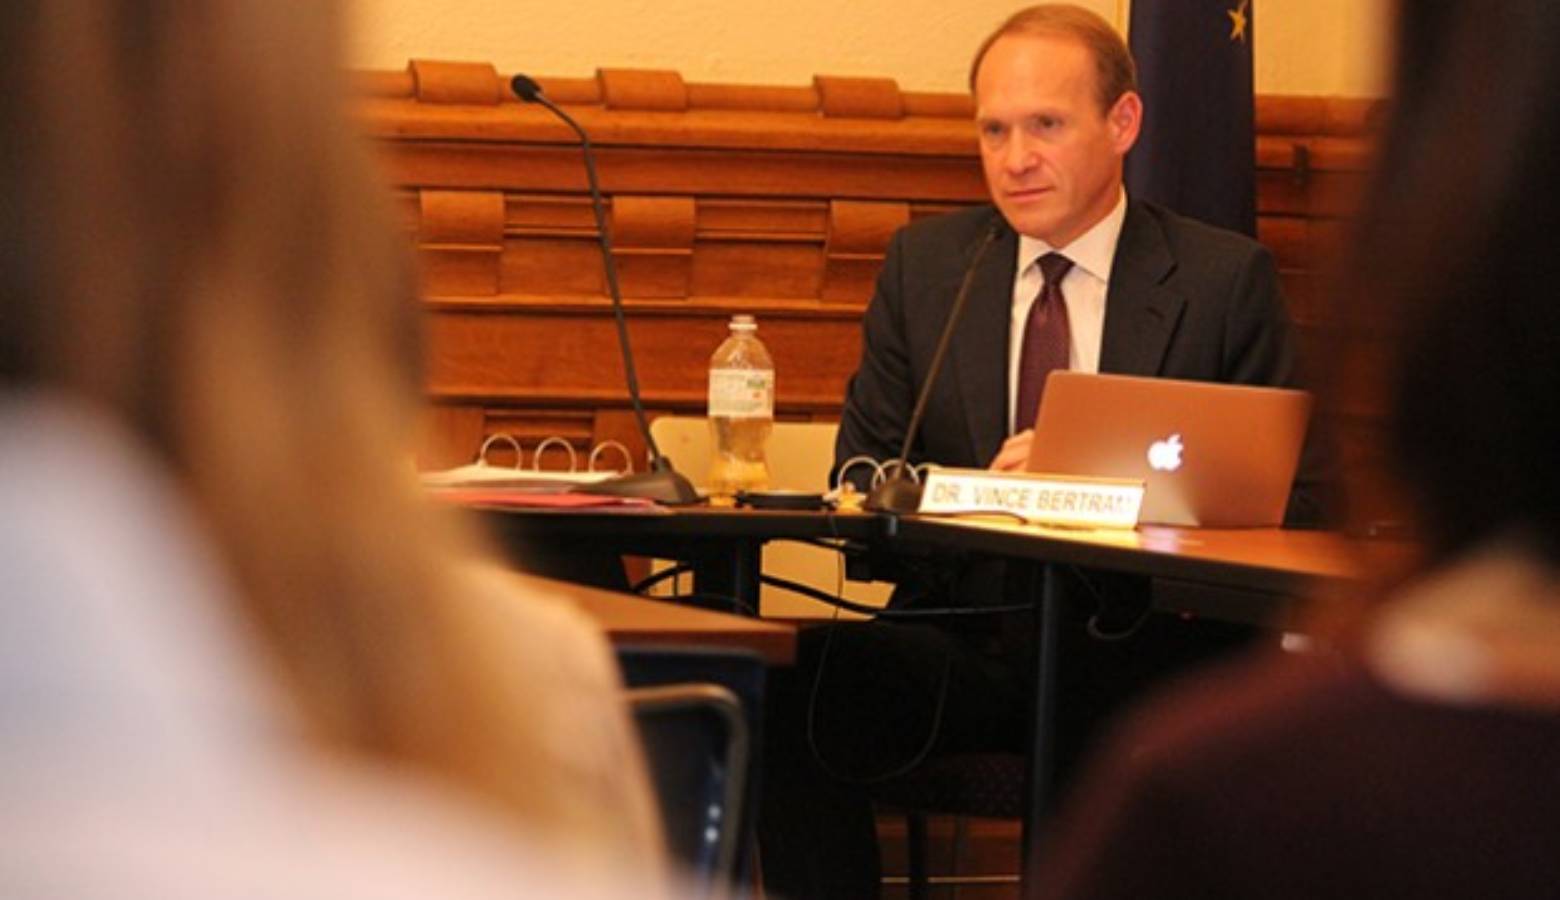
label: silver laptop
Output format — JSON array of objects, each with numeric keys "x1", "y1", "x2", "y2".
[{"x1": 1025, "y1": 371, "x2": 1312, "y2": 527}]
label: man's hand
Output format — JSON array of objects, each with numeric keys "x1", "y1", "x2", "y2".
[{"x1": 988, "y1": 429, "x2": 1034, "y2": 472}]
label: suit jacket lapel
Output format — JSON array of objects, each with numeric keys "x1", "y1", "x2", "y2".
[
  {"x1": 1099, "y1": 202, "x2": 1185, "y2": 376},
  {"x1": 950, "y1": 219, "x2": 1018, "y2": 467}
]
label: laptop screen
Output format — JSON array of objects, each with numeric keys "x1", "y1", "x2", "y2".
[{"x1": 1025, "y1": 371, "x2": 1311, "y2": 527}]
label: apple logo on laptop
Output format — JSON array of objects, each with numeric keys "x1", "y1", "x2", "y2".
[{"x1": 1147, "y1": 434, "x2": 1184, "y2": 472}]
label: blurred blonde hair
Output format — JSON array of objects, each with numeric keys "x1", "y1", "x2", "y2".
[{"x1": 1, "y1": 0, "x2": 660, "y2": 874}]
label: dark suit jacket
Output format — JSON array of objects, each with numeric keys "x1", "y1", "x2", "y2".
[{"x1": 837, "y1": 199, "x2": 1334, "y2": 527}]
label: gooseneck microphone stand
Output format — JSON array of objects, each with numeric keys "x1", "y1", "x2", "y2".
[
  {"x1": 865, "y1": 220, "x2": 1006, "y2": 513},
  {"x1": 510, "y1": 74, "x2": 699, "y2": 505}
]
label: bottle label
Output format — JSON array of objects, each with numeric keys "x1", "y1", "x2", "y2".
[{"x1": 708, "y1": 369, "x2": 775, "y2": 419}]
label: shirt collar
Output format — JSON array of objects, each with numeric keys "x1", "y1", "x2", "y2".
[{"x1": 1016, "y1": 188, "x2": 1128, "y2": 283}]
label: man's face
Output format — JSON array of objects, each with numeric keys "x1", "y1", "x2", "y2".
[{"x1": 975, "y1": 33, "x2": 1140, "y2": 246}]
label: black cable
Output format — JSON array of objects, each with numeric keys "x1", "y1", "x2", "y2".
[
  {"x1": 760, "y1": 573, "x2": 1033, "y2": 618},
  {"x1": 634, "y1": 512, "x2": 1038, "y2": 619},
  {"x1": 631, "y1": 563, "x2": 693, "y2": 595},
  {"x1": 1067, "y1": 564, "x2": 1155, "y2": 641},
  {"x1": 762, "y1": 530, "x2": 1038, "y2": 617},
  {"x1": 804, "y1": 505, "x2": 966, "y2": 783},
  {"x1": 653, "y1": 591, "x2": 759, "y2": 618},
  {"x1": 776, "y1": 535, "x2": 858, "y2": 551},
  {"x1": 803, "y1": 602, "x2": 955, "y2": 785}
]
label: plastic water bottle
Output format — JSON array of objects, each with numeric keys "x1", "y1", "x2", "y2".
[{"x1": 707, "y1": 314, "x2": 774, "y2": 502}]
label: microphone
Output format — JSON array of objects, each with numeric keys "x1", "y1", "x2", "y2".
[
  {"x1": 866, "y1": 218, "x2": 1007, "y2": 514},
  {"x1": 510, "y1": 74, "x2": 699, "y2": 505}
]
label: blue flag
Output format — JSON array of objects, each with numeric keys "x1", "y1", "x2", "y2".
[{"x1": 1125, "y1": 0, "x2": 1257, "y2": 236}]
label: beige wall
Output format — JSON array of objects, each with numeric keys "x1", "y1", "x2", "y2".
[
  {"x1": 348, "y1": 0, "x2": 1389, "y2": 96},
  {"x1": 1250, "y1": 0, "x2": 1391, "y2": 97}
]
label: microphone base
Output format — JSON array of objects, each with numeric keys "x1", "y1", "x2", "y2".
[
  {"x1": 578, "y1": 466, "x2": 702, "y2": 506},
  {"x1": 864, "y1": 477, "x2": 924, "y2": 515}
]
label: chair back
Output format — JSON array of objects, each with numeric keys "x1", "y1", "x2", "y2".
[
  {"x1": 628, "y1": 683, "x2": 748, "y2": 899},
  {"x1": 648, "y1": 416, "x2": 837, "y2": 492},
  {"x1": 620, "y1": 645, "x2": 765, "y2": 900},
  {"x1": 646, "y1": 416, "x2": 892, "y2": 617}
]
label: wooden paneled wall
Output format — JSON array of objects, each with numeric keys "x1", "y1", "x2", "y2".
[{"x1": 357, "y1": 61, "x2": 1380, "y2": 502}]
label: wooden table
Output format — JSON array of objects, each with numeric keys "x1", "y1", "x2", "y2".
[
  {"x1": 891, "y1": 516, "x2": 1404, "y2": 624},
  {"x1": 549, "y1": 575, "x2": 797, "y2": 665}
]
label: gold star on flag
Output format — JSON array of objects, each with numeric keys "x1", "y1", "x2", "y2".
[{"x1": 1228, "y1": 0, "x2": 1250, "y2": 42}]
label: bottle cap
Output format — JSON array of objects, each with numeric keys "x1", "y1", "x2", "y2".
[{"x1": 730, "y1": 314, "x2": 757, "y2": 332}]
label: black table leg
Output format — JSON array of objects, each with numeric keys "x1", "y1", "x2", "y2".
[
  {"x1": 1022, "y1": 562, "x2": 1065, "y2": 898},
  {"x1": 690, "y1": 537, "x2": 764, "y2": 615}
]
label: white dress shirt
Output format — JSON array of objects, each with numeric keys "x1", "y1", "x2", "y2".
[{"x1": 1006, "y1": 189, "x2": 1129, "y2": 432}]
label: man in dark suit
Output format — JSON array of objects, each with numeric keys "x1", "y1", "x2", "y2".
[
  {"x1": 840, "y1": 202, "x2": 1328, "y2": 519},
  {"x1": 758, "y1": 6, "x2": 1332, "y2": 899}
]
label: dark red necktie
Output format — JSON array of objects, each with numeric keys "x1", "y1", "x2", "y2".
[{"x1": 1014, "y1": 252, "x2": 1074, "y2": 432}]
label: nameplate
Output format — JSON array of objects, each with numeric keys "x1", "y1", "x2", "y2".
[{"x1": 917, "y1": 467, "x2": 1144, "y2": 529}]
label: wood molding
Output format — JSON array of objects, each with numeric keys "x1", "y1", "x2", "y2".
[
  {"x1": 600, "y1": 68, "x2": 690, "y2": 111},
  {"x1": 409, "y1": 60, "x2": 504, "y2": 105},
  {"x1": 418, "y1": 189, "x2": 505, "y2": 296},
  {"x1": 823, "y1": 200, "x2": 910, "y2": 302},
  {"x1": 611, "y1": 195, "x2": 697, "y2": 298},
  {"x1": 814, "y1": 76, "x2": 906, "y2": 119}
]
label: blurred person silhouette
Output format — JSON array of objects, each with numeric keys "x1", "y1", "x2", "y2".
[
  {"x1": 1032, "y1": 3, "x2": 1560, "y2": 897},
  {"x1": 1, "y1": 2, "x2": 665, "y2": 895}
]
